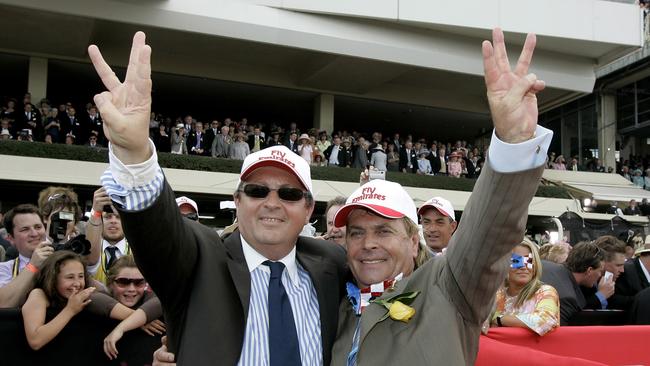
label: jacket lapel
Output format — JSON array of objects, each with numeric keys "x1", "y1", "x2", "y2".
[
  {"x1": 359, "y1": 274, "x2": 412, "y2": 346},
  {"x1": 296, "y1": 240, "x2": 339, "y2": 363},
  {"x1": 224, "y1": 234, "x2": 251, "y2": 320}
]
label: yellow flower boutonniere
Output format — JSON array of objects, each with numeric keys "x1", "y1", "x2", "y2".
[{"x1": 372, "y1": 291, "x2": 420, "y2": 323}]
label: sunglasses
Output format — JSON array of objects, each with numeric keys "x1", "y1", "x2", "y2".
[
  {"x1": 240, "y1": 184, "x2": 307, "y2": 202},
  {"x1": 183, "y1": 212, "x2": 199, "y2": 221},
  {"x1": 113, "y1": 277, "x2": 146, "y2": 287}
]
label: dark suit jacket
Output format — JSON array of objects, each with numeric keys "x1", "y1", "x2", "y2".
[
  {"x1": 186, "y1": 131, "x2": 206, "y2": 155},
  {"x1": 331, "y1": 162, "x2": 545, "y2": 365},
  {"x1": 203, "y1": 128, "x2": 218, "y2": 154},
  {"x1": 398, "y1": 148, "x2": 417, "y2": 173},
  {"x1": 284, "y1": 140, "x2": 299, "y2": 154},
  {"x1": 120, "y1": 182, "x2": 348, "y2": 365},
  {"x1": 247, "y1": 134, "x2": 265, "y2": 151},
  {"x1": 581, "y1": 284, "x2": 635, "y2": 311},
  {"x1": 616, "y1": 258, "x2": 650, "y2": 297},
  {"x1": 541, "y1": 260, "x2": 585, "y2": 325},
  {"x1": 323, "y1": 144, "x2": 351, "y2": 167}
]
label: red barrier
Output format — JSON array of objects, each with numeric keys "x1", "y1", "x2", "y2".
[{"x1": 477, "y1": 326, "x2": 650, "y2": 366}]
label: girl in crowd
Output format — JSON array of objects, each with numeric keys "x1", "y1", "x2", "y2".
[
  {"x1": 22, "y1": 251, "x2": 96, "y2": 350},
  {"x1": 298, "y1": 133, "x2": 314, "y2": 164},
  {"x1": 102, "y1": 255, "x2": 164, "y2": 360},
  {"x1": 447, "y1": 152, "x2": 462, "y2": 178},
  {"x1": 490, "y1": 239, "x2": 560, "y2": 336}
]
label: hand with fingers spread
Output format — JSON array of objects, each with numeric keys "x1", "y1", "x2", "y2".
[
  {"x1": 482, "y1": 28, "x2": 545, "y2": 144},
  {"x1": 88, "y1": 31, "x2": 152, "y2": 165}
]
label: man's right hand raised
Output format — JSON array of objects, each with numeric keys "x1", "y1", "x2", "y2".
[{"x1": 88, "y1": 32, "x2": 152, "y2": 165}]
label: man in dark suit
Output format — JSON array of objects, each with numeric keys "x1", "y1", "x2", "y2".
[
  {"x1": 542, "y1": 242, "x2": 605, "y2": 325},
  {"x1": 284, "y1": 131, "x2": 299, "y2": 154},
  {"x1": 89, "y1": 33, "x2": 348, "y2": 365},
  {"x1": 203, "y1": 120, "x2": 220, "y2": 156},
  {"x1": 581, "y1": 235, "x2": 634, "y2": 311},
  {"x1": 247, "y1": 126, "x2": 265, "y2": 153},
  {"x1": 616, "y1": 243, "x2": 650, "y2": 298},
  {"x1": 186, "y1": 121, "x2": 206, "y2": 155},
  {"x1": 399, "y1": 141, "x2": 418, "y2": 173},
  {"x1": 82, "y1": 105, "x2": 104, "y2": 145}
]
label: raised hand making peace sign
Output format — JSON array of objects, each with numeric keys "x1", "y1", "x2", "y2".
[
  {"x1": 88, "y1": 32, "x2": 152, "y2": 165},
  {"x1": 482, "y1": 28, "x2": 545, "y2": 144}
]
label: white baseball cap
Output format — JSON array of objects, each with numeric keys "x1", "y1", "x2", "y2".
[
  {"x1": 239, "y1": 145, "x2": 313, "y2": 194},
  {"x1": 333, "y1": 180, "x2": 417, "y2": 228},
  {"x1": 418, "y1": 196, "x2": 455, "y2": 221},
  {"x1": 176, "y1": 196, "x2": 198, "y2": 214}
]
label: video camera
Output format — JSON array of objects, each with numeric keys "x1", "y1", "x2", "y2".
[{"x1": 49, "y1": 210, "x2": 75, "y2": 244}]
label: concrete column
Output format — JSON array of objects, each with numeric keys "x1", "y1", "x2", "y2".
[
  {"x1": 313, "y1": 93, "x2": 334, "y2": 133},
  {"x1": 28, "y1": 57, "x2": 48, "y2": 104},
  {"x1": 598, "y1": 91, "x2": 617, "y2": 170}
]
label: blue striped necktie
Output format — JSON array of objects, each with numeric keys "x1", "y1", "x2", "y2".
[{"x1": 264, "y1": 260, "x2": 301, "y2": 366}]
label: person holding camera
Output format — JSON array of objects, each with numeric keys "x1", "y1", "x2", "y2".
[
  {"x1": 86, "y1": 187, "x2": 131, "y2": 285},
  {"x1": 0, "y1": 204, "x2": 54, "y2": 308}
]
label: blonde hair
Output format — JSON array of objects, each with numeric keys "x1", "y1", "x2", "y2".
[
  {"x1": 401, "y1": 217, "x2": 431, "y2": 268},
  {"x1": 508, "y1": 238, "x2": 543, "y2": 309}
]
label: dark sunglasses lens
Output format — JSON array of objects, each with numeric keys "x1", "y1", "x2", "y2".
[
  {"x1": 115, "y1": 278, "x2": 145, "y2": 287},
  {"x1": 183, "y1": 213, "x2": 199, "y2": 221},
  {"x1": 243, "y1": 184, "x2": 270, "y2": 198},
  {"x1": 277, "y1": 187, "x2": 305, "y2": 201}
]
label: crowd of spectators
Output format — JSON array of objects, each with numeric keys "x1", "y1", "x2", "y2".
[{"x1": 1, "y1": 94, "x2": 491, "y2": 178}]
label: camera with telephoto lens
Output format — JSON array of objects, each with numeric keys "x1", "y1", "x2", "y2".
[
  {"x1": 49, "y1": 210, "x2": 76, "y2": 244},
  {"x1": 52, "y1": 234, "x2": 91, "y2": 256}
]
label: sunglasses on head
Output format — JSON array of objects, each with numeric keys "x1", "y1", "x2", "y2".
[
  {"x1": 240, "y1": 183, "x2": 307, "y2": 202},
  {"x1": 113, "y1": 277, "x2": 146, "y2": 287}
]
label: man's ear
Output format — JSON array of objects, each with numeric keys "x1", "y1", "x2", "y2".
[
  {"x1": 450, "y1": 220, "x2": 458, "y2": 233},
  {"x1": 410, "y1": 234, "x2": 419, "y2": 260}
]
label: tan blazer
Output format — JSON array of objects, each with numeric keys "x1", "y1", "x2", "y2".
[{"x1": 331, "y1": 161, "x2": 545, "y2": 366}]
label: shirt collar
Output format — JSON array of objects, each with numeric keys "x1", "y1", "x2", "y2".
[
  {"x1": 102, "y1": 238, "x2": 128, "y2": 254},
  {"x1": 18, "y1": 253, "x2": 31, "y2": 268},
  {"x1": 639, "y1": 258, "x2": 650, "y2": 284},
  {"x1": 240, "y1": 234, "x2": 299, "y2": 286}
]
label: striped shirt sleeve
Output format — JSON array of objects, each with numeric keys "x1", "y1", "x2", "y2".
[{"x1": 100, "y1": 140, "x2": 164, "y2": 211}]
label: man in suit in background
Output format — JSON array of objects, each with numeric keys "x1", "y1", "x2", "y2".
[
  {"x1": 89, "y1": 32, "x2": 348, "y2": 365},
  {"x1": 399, "y1": 140, "x2": 418, "y2": 173},
  {"x1": 247, "y1": 126, "x2": 265, "y2": 153},
  {"x1": 617, "y1": 242, "x2": 650, "y2": 298},
  {"x1": 203, "y1": 120, "x2": 220, "y2": 156},
  {"x1": 329, "y1": 28, "x2": 553, "y2": 365}
]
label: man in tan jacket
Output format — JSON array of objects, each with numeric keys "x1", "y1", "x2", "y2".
[{"x1": 329, "y1": 28, "x2": 553, "y2": 365}]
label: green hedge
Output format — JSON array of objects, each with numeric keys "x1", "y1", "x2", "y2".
[{"x1": 0, "y1": 140, "x2": 570, "y2": 198}]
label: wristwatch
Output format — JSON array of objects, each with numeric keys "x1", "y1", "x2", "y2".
[{"x1": 496, "y1": 315, "x2": 504, "y2": 327}]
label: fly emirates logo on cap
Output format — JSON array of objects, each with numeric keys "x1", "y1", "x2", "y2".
[
  {"x1": 258, "y1": 149, "x2": 296, "y2": 169},
  {"x1": 351, "y1": 186, "x2": 386, "y2": 203},
  {"x1": 333, "y1": 180, "x2": 417, "y2": 227}
]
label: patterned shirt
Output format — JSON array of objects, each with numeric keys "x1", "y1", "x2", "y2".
[{"x1": 492, "y1": 284, "x2": 560, "y2": 336}]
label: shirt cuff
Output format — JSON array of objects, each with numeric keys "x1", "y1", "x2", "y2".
[
  {"x1": 488, "y1": 126, "x2": 553, "y2": 173},
  {"x1": 595, "y1": 291, "x2": 608, "y2": 309},
  {"x1": 109, "y1": 140, "x2": 159, "y2": 189}
]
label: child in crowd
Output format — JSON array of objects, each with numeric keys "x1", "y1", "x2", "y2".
[{"x1": 21, "y1": 251, "x2": 96, "y2": 350}]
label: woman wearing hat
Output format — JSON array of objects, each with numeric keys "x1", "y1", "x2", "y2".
[
  {"x1": 170, "y1": 123, "x2": 187, "y2": 155},
  {"x1": 228, "y1": 132, "x2": 250, "y2": 160},
  {"x1": 298, "y1": 133, "x2": 313, "y2": 164},
  {"x1": 370, "y1": 144, "x2": 387, "y2": 172}
]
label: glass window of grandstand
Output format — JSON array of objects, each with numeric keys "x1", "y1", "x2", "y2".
[
  {"x1": 615, "y1": 78, "x2": 650, "y2": 130},
  {"x1": 539, "y1": 95, "x2": 596, "y2": 163}
]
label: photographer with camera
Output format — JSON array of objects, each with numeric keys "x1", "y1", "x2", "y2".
[
  {"x1": 86, "y1": 187, "x2": 131, "y2": 285},
  {"x1": 0, "y1": 204, "x2": 53, "y2": 308}
]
